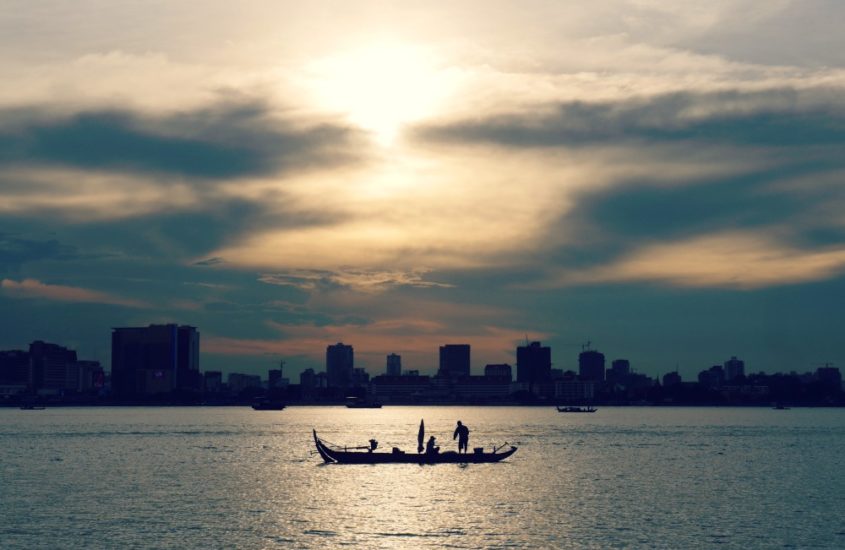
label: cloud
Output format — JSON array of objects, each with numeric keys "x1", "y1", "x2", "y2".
[
  {"x1": 545, "y1": 232, "x2": 845, "y2": 289},
  {"x1": 0, "y1": 100, "x2": 363, "y2": 180},
  {"x1": 413, "y1": 88, "x2": 845, "y2": 149},
  {"x1": 193, "y1": 257, "x2": 226, "y2": 267},
  {"x1": 258, "y1": 269, "x2": 453, "y2": 293},
  {"x1": 1, "y1": 278, "x2": 148, "y2": 308}
]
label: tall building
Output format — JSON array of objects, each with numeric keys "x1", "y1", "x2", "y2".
[
  {"x1": 111, "y1": 324, "x2": 200, "y2": 397},
  {"x1": 268, "y1": 369, "x2": 283, "y2": 388},
  {"x1": 326, "y1": 343, "x2": 354, "y2": 388},
  {"x1": 386, "y1": 353, "x2": 402, "y2": 376},
  {"x1": 516, "y1": 342, "x2": 551, "y2": 385},
  {"x1": 300, "y1": 368, "x2": 316, "y2": 389},
  {"x1": 606, "y1": 359, "x2": 631, "y2": 385},
  {"x1": 29, "y1": 341, "x2": 78, "y2": 391},
  {"x1": 724, "y1": 356, "x2": 745, "y2": 381},
  {"x1": 438, "y1": 344, "x2": 470, "y2": 378},
  {"x1": 579, "y1": 346, "x2": 605, "y2": 382}
]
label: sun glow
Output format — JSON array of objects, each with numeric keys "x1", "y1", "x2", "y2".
[{"x1": 304, "y1": 43, "x2": 457, "y2": 145}]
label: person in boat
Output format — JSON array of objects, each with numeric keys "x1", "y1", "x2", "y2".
[
  {"x1": 453, "y1": 420, "x2": 470, "y2": 454},
  {"x1": 368, "y1": 439, "x2": 378, "y2": 452},
  {"x1": 425, "y1": 436, "x2": 439, "y2": 455}
]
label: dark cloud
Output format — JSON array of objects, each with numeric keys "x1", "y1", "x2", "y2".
[
  {"x1": 0, "y1": 100, "x2": 363, "y2": 179},
  {"x1": 535, "y1": 161, "x2": 845, "y2": 277},
  {"x1": 413, "y1": 89, "x2": 845, "y2": 148},
  {"x1": 0, "y1": 232, "x2": 116, "y2": 274},
  {"x1": 193, "y1": 257, "x2": 226, "y2": 267}
]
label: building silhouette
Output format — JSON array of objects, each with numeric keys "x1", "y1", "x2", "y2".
[
  {"x1": 606, "y1": 359, "x2": 630, "y2": 384},
  {"x1": 579, "y1": 345, "x2": 605, "y2": 382},
  {"x1": 326, "y1": 343, "x2": 354, "y2": 388},
  {"x1": 516, "y1": 341, "x2": 551, "y2": 386},
  {"x1": 300, "y1": 368, "x2": 316, "y2": 389},
  {"x1": 485, "y1": 363, "x2": 513, "y2": 382},
  {"x1": 0, "y1": 350, "x2": 31, "y2": 386},
  {"x1": 29, "y1": 341, "x2": 78, "y2": 392},
  {"x1": 386, "y1": 353, "x2": 402, "y2": 376},
  {"x1": 227, "y1": 372, "x2": 261, "y2": 394},
  {"x1": 662, "y1": 371, "x2": 682, "y2": 386},
  {"x1": 111, "y1": 324, "x2": 200, "y2": 397},
  {"x1": 698, "y1": 365, "x2": 725, "y2": 388},
  {"x1": 204, "y1": 371, "x2": 223, "y2": 393},
  {"x1": 439, "y1": 344, "x2": 470, "y2": 378},
  {"x1": 724, "y1": 356, "x2": 745, "y2": 381}
]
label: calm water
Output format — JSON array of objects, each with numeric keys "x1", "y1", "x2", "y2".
[{"x1": 2, "y1": 406, "x2": 844, "y2": 549}]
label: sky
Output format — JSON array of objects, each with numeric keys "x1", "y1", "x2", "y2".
[{"x1": 2, "y1": 1, "x2": 844, "y2": 380}]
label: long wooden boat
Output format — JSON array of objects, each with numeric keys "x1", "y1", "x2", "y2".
[
  {"x1": 313, "y1": 430, "x2": 517, "y2": 464},
  {"x1": 251, "y1": 400, "x2": 286, "y2": 410},
  {"x1": 556, "y1": 405, "x2": 597, "y2": 413},
  {"x1": 346, "y1": 402, "x2": 383, "y2": 408}
]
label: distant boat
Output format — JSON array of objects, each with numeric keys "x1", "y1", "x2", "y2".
[
  {"x1": 20, "y1": 405, "x2": 46, "y2": 410},
  {"x1": 556, "y1": 405, "x2": 597, "y2": 413},
  {"x1": 251, "y1": 399, "x2": 285, "y2": 411},
  {"x1": 345, "y1": 397, "x2": 383, "y2": 409},
  {"x1": 773, "y1": 404, "x2": 790, "y2": 410},
  {"x1": 313, "y1": 430, "x2": 517, "y2": 464}
]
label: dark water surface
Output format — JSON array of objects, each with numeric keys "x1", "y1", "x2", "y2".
[{"x1": 2, "y1": 406, "x2": 844, "y2": 549}]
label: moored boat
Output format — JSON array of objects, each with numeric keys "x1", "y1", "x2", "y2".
[
  {"x1": 556, "y1": 405, "x2": 597, "y2": 413},
  {"x1": 251, "y1": 399, "x2": 286, "y2": 410},
  {"x1": 345, "y1": 397, "x2": 383, "y2": 408},
  {"x1": 313, "y1": 430, "x2": 517, "y2": 464}
]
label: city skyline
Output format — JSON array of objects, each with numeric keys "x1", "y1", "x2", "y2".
[
  {"x1": 2, "y1": 2, "x2": 845, "y2": 380},
  {"x1": 0, "y1": 324, "x2": 831, "y2": 382}
]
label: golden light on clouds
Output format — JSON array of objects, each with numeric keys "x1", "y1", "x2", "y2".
[
  {"x1": 1, "y1": 278, "x2": 148, "y2": 308},
  {"x1": 555, "y1": 233, "x2": 845, "y2": 289}
]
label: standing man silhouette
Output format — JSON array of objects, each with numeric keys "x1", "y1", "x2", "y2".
[{"x1": 453, "y1": 420, "x2": 470, "y2": 453}]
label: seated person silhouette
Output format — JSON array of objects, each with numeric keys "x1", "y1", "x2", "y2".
[{"x1": 425, "y1": 435, "x2": 440, "y2": 455}]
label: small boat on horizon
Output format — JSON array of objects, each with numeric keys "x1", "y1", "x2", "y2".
[
  {"x1": 313, "y1": 430, "x2": 517, "y2": 464},
  {"x1": 556, "y1": 405, "x2": 597, "y2": 413},
  {"x1": 251, "y1": 399, "x2": 286, "y2": 411},
  {"x1": 20, "y1": 405, "x2": 46, "y2": 410},
  {"x1": 345, "y1": 396, "x2": 383, "y2": 409}
]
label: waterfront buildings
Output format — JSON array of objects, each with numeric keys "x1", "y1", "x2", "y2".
[
  {"x1": 386, "y1": 353, "x2": 402, "y2": 376},
  {"x1": 326, "y1": 343, "x2": 354, "y2": 388},
  {"x1": 484, "y1": 363, "x2": 513, "y2": 382},
  {"x1": 724, "y1": 356, "x2": 745, "y2": 381},
  {"x1": 111, "y1": 324, "x2": 200, "y2": 397},
  {"x1": 516, "y1": 341, "x2": 551, "y2": 387},
  {"x1": 0, "y1": 343, "x2": 103, "y2": 397},
  {"x1": 438, "y1": 344, "x2": 470, "y2": 378},
  {"x1": 579, "y1": 346, "x2": 606, "y2": 382}
]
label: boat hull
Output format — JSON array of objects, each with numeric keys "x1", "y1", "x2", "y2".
[
  {"x1": 556, "y1": 406, "x2": 596, "y2": 413},
  {"x1": 252, "y1": 403, "x2": 286, "y2": 410},
  {"x1": 313, "y1": 431, "x2": 516, "y2": 464}
]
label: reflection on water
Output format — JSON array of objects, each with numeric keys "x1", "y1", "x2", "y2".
[{"x1": 2, "y1": 406, "x2": 845, "y2": 548}]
